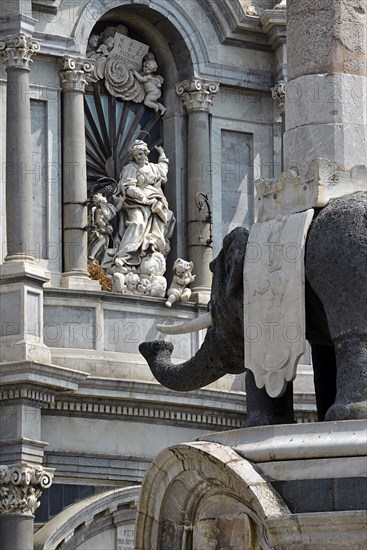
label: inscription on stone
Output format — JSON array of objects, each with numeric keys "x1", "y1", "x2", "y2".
[
  {"x1": 117, "y1": 524, "x2": 135, "y2": 550},
  {"x1": 110, "y1": 33, "x2": 149, "y2": 70}
]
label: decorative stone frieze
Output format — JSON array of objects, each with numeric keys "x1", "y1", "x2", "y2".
[
  {"x1": 0, "y1": 388, "x2": 54, "y2": 405},
  {"x1": 0, "y1": 463, "x2": 54, "y2": 516},
  {"x1": 59, "y1": 56, "x2": 93, "y2": 92},
  {"x1": 176, "y1": 77, "x2": 219, "y2": 112},
  {"x1": 0, "y1": 34, "x2": 40, "y2": 70},
  {"x1": 271, "y1": 79, "x2": 286, "y2": 113},
  {"x1": 46, "y1": 398, "x2": 245, "y2": 429}
]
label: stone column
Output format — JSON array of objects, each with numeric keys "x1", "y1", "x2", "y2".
[
  {"x1": 0, "y1": 463, "x2": 54, "y2": 550},
  {"x1": 0, "y1": 34, "x2": 40, "y2": 262},
  {"x1": 284, "y1": 0, "x2": 367, "y2": 174},
  {"x1": 59, "y1": 56, "x2": 99, "y2": 290},
  {"x1": 176, "y1": 78, "x2": 219, "y2": 304}
]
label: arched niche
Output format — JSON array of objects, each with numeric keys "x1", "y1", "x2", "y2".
[
  {"x1": 135, "y1": 441, "x2": 291, "y2": 549},
  {"x1": 73, "y1": 0, "x2": 209, "y2": 78},
  {"x1": 75, "y1": 1, "x2": 207, "y2": 274}
]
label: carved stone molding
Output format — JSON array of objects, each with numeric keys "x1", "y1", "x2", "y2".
[
  {"x1": 176, "y1": 77, "x2": 220, "y2": 112},
  {"x1": 271, "y1": 79, "x2": 286, "y2": 113},
  {"x1": 0, "y1": 387, "x2": 54, "y2": 405},
  {"x1": 0, "y1": 463, "x2": 54, "y2": 516},
  {"x1": 45, "y1": 398, "x2": 245, "y2": 429},
  {"x1": 0, "y1": 34, "x2": 40, "y2": 70},
  {"x1": 59, "y1": 56, "x2": 94, "y2": 92}
]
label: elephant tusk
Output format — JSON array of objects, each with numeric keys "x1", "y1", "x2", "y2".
[{"x1": 156, "y1": 311, "x2": 213, "y2": 334}]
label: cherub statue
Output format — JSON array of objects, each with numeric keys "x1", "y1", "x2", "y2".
[
  {"x1": 86, "y1": 34, "x2": 100, "y2": 57},
  {"x1": 132, "y1": 53, "x2": 166, "y2": 115},
  {"x1": 139, "y1": 252, "x2": 167, "y2": 298},
  {"x1": 165, "y1": 259, "x2": 195, "y2": 307},
  {"x1": 88, "y1": 193, "x2": 123, "y2": 264},
  {"x1": 125, "y1": 272, "x2": 140, "y2": 294}
]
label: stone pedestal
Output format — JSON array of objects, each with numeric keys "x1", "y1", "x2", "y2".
[
  {"x1": 0, "y1": 261, "x2": 51, "y2": 364},
  {"x1": 176, "y1": 78, "x2": 219, "y2": 304},
  {"x1": 256, "y1": 0, "x2": 367, "y2": 222},
  {"x1": 284, "y1": 0, "x2": 367, "y2": 174},
  {"x1": 59, "y1": 56, "x2": 100, "y2": 291},
  {"x1": 135, "y1": 420, "x2": 367, "y2": 549}
]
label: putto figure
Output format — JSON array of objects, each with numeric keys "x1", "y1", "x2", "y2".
[
  {"x1": 165, "y1": 259, "x2": 195, "y2": 307},
  {"x1": 132, "y1": 53, "x2": 166, "y2": 115}
]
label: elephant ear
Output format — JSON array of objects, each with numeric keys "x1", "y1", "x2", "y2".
[{"x1": 220, "y1": 227, "x2": 249, "y2": 298}]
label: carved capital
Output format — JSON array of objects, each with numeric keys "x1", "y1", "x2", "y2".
[
  {"x1": 271, "y1": 79, "x2": 286, "y2": 113},
  {"x1": 60, "y1": 56, "x2": 94, "y2": 92},
  {"x1": 0, "y1": 34, "x2": 40, "y2": 70},
  {"x1": 0, "y1": 463, "x2": 54, "y2": 516},
  {"x1": 176, "y1": 78, "x2": 219, "y2": 112}
]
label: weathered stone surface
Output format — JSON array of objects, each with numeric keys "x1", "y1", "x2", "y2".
[
  {"x1": 285, "y1": 74, "x2": 367, "y2": 130},
  {"x1": 287, "y1": 0, "x2": 367, "y2": 79},
  {"x1": 136, "y1": 429, "x2": 367, "y2": 549},
  {"x1": 243, "y1": 210, "x2": 314, "y2": 397}
]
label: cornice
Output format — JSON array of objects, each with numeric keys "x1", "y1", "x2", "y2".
[
  {"x1": 198, "y1": 0, "x2": 286, "y2": 50},
  {"x1": 0, "y1": 361, "x2": 88, "y2": 393},
  {"x1": 32, "y1": 1, "x2": 61, "y2": 15}
]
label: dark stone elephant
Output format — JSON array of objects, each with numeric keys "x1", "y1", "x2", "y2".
[{"x1": 139, "y1": 192, "x2": 367, "y2": 425}]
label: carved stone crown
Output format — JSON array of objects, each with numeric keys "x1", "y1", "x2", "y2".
[
  {"x1": 0, "y1": 34, "x2": 40, "y2": 70},
  {"x1": 0, "y1": 463, "x2": 54, "y2": 516},
  {"x1": 176, "y1": 77, "x2": 220, "y2": 112}
]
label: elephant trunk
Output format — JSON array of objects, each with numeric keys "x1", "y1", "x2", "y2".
[{"x1": 139, "y1": 328, "x2": 244, "y2": 392}]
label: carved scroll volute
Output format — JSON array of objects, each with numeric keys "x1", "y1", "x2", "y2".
[
  {"x1": 0, "y1": 463, "x2": 54, "y2": 516},
  {"x1": 176, "y1": 77, "x2": 220, "y2": 112},
  {"x1": 0, "y1": 33, "x2": 40, "y2": 70}
]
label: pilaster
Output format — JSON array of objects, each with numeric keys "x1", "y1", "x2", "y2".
[
  {"x1": 59, "y1": 56, "x2": 100, "y2": 290},
  {"x1": 176, "y1": 77, "x2": 219, "y2": 304},
  {"x1": 271, "y1": 79, "x2": 286, "y2": 173},
  {"x1": 271, "y1": 80, "x2": 286, "y2": 116}
]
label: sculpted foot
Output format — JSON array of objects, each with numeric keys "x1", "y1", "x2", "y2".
[{"x1": 325, "y1": 401, "x2": 367, "y2": 421}]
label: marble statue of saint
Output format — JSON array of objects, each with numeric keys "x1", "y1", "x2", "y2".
[{"x1": 112, "y1": 140, "x2": 175, "y2": 269}]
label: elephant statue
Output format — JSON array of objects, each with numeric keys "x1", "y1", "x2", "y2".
[{"x1": 139, "y1": 192, "x2": 367, "y2": 425}]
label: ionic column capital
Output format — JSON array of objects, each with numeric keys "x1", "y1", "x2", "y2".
[
  {"x1": 60, "y1": 56, "x2": 94, "y2": 92},
  {"x1": 0, "y1": 463, "x2": 54, "y2": 517},
  {"x1": 176, "y1": 77, "x2": 220, "y2": 112},
  {"x1": 0, "y1": 33, "x2": 40, "y2": 71},
  {"x1": 271, "y1": 79, "x2": 286, "y2": 114}
]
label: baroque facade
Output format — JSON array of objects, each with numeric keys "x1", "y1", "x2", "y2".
[{"x1": 3, "y1": 1, "x2": 364, "y2": 549}]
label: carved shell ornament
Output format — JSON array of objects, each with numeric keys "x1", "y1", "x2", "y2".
[{"x1": 86, "y1": 26, "x2": 165, "y2": 113}]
